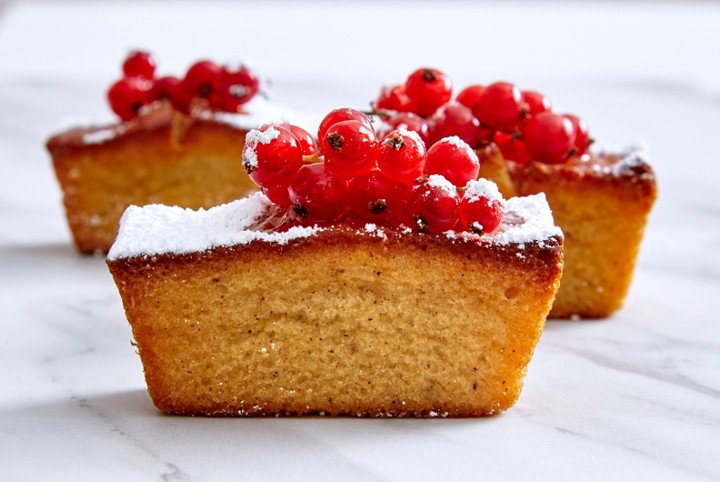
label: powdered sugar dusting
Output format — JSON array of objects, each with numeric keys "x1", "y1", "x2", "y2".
[
  {"x1": 243, "y1": 126, "x2": 280, "y2": 169},
  {"x1": 485, "y1": 193, "x2": 562, "y2": 245},
  {"x1": 443, "y1": 136, "x2": 479, "y2": 161},
  {"x1": 426, "y1": 174, "x2": 457, "y2": 195},
  {"x1": 82, "y1": 127, "x2": 123, "y2": 145},
  {"x1": 588, "y1": 144, "x2": 652, "y2": 178},
  {"x1": 108, "y1": 193, "x2": 321, "y2": 260},
  {"x1": 464, "y1": 179, "x2": 504, "y2": 203},
  {"x1": 396, "y1": 127, "x2": 425, "y2": 147},
  {"x1": 201, "y1": 95, "x2": 321, "y2": 134},
  {"x1": 108, "y1": 192, "x2": 561, "y2": 260}
]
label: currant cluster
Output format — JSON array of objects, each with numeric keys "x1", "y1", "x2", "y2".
[
  {"x1": 242, "y1": 108, "x2": 504, "y2": 235},
  {"x1": 107, "y1": 51, "x2": 260, "y2": 121},
  {"x1": 374, "y1": 68, "x2": 591, "y2": 165}
]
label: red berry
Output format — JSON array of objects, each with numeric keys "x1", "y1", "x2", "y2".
[
  {"x1": 473, "y1": 82, "x2": 523, "y2": 132},
  {"x1": 107, "y1": 77, "x2": 154, "y2": 121},
  {"x1": 476, "y1": 125, "x2": 495, "y2": 145},
  {"x1": 374, "y1": 84, "x2": 413, "y2": 113},
  {"x1": 152, "y1": 75, "x2": 182, "y2": 101},
  {"x1": 409, "y1": 175, "x2": 460, "y2": 233},
  {"x1": 564, "y1": 114, "x2": 590, "y2": 155},
  {"x1": 404, "y1": 68, "x2": 453, "y2": 117},
  {"x1": 493, "y1": 131, "x2": 531, "y2": 165},
  {"x1": 521, "y1": 90, "x2": 552, "y2": 117},
  {"x1": 289, "y1": 163, "x2": 348, "y2": 223},
  {"x1": 317, "y1": 108, "x2": 374, "y2": 143},
  {"x1": 385, "y1": 112, "x2": 430, "y2": 146},
  {"x1": 263, "y1": 184, "x2": 291, "y2": 207},
  {"x1": 456, "y1": 85, "x2": 485, "y2": 109},
  {"x1": 427, "y1": 102, "x2": 480, "y2": 147},
  {"x1": 122, "y1": 51, "x2": 156, "y2": 79},
  {"x1": 285, "y1": 124, "x2": 318, "y2": 157},
  {"x1": 243, "y1": 124, "x2": 303, "y2": 189},
  {"x1": 348, "y1": 169, "x2": 405, "y2": 224},
  {"x1": 523, "y1": 112, "x2": 576, "y2": 164},
  {"x1": 321, "y1": 120, "x2": 378, "y2": 179},
  {"x1": 220, "y1": 64, "x2": 260, "y2": 112},
  {"x1": 377, "y1": 129, "x2": 426, "y2": 184},
  {"x1": 459, "y1": 179, "x2": 504, "y2": 234},
  {"x1": 183, "y1": 60, "x2": 223, "y2": 105},
  {"x1": 423, "y1": 136, "x2": 480, "y2": 187}
]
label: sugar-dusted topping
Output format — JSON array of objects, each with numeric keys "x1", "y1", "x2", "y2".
[
  {"x1": 82, "y1": 128, "x2": 122, "y2": 145},
  {"x1": 396, "y1": 127, "x2": 424, "y2": 146},
  {"x1": 611, "y1": 144, "x2": 651, "y2": 176},
  {"x1": 463, "y1": 178, "x2": 504, "y2": 203},
  {"x1": 586, "y1": 144, "x2": 652, "y2": 178},
  {"x1": 426, "y1": 174, "x2": 457, "y2": 195},
  {"x1": 108, "y1": 192, "x2": 561, "y2": 260},
  {"x1": 484, "y1": 193, "x2": 562, "y2": 246},
  {"x1": 243, "y1": 125, "x2": 280, "y2": 169},
  {"x1": 363, "y1": 223, "x2": 387, "y2": 239},
  {"x1": 246, "y1": 125, "x2": 280, "y2": 145},
  {"x1": 107, "y1": 192, "x2": 321, "y2": 260},
  {"x1": 200, "y1": 95, "x2": 322, "y2": 134},
  {"x1": 443, "y1": 135, "x2": 479, "y2": 159}
]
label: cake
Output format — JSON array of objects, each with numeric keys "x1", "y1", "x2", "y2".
[
  {"x1": 507, "y1": 147, "x2": 656, "y2": 318},
  {"x1": 108, "y1": 192, "x2": 562, "y2": 417},
  {"x1": 372, "y1": 68, "x2": 657, "y2": 318},
  {"x1": 106, "y1": 112, "x2": 564, "y2": 416},
  {"x1": 47, "y1": 51, "x2": 314, "y2": 254}
]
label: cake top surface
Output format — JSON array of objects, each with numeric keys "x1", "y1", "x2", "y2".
[
  {"x1": 107, "y1": 192, "x2": 562, "y2": 260},
  {"x1": 52, "y1": 96, "x2": 321, "y2": 147}
]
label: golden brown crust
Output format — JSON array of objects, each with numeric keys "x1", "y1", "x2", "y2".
[
  {"x1": 47, "y1": 104, "x2": 256, "y2": 254},
  {"x1": 507, "y1": 153, "x2": 657, "y2": 318},
  {"x1": 108, "y1": 228, "x2": 563, "y2": 417},
  {"x1": 476, "y1": 144, "x2": 518, "y2": 199}
]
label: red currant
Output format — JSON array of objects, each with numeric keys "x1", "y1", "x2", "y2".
[
  {"x1": 409, "y1": 175, "x2": 460, "y2": 233},
  {"x1": 493, "y1": 131, "x2": 531, "y2": 164},
  {"x1": 564, "y1": 114, "x2": 590, "y2": 155},
  {"x1": 385, "y1": 112, "x2": 430, "y2": 146},
  {"x1": 423, "y1": 137, "x2": 480, "y2": 187},
  {"x1": 374, "y1": 84, "x2": 413, "y2": 113},
  {"x1": 476, "y1": 125, "x2": 495, "y2": 145},
  {"x1": 473, "y1": 82, "x2": 523, "y2": 132},
  {"x1": 377, "y1": 129, "x2": 426, "y2": 184},
  {"x1": 263, "y1": 184, "x2": 291, "y2": 208},
  {"x1": 220, "y1": 64, "x2": 260, "y2": 112},
  {"x1": 152, "y1": 75, "x2": 182, "y2": 101},
  {"x1": 289, "y1": 163, "x2": 348, "y2": 224},
  {"x1": 404, "y1": 68, "x2": 453, "y2": 117},
  {"x1": 182, "y1": 60, "x2": 223, "y2": 105},
  {"x1": 456, "y1": 85, "x2": 485, "y2": 109},
  {"x1": 427, "y1": 102, "x2": 480, "y2": 147},
  {"x1": 523, "y1": 112, "x2": 576, "y2": 164},
  {"x1": 243, "y1": 124, "x2": 303, "y2": 189},
  {"x1": 122, "y1": 51, "x2": 156, "y2": 79},
  {"x1": 107, "y1": 77, "x2": 154, "y2": 121},
  {"x1": 321, "y1": 120, "x2": 378, "y2": 179},
  {"x1": 459, "y1": 179, "x2": 504, "y2": 234},
  {"x1": 285, "y1": 124, "x2": 318, "y2": 157},
  {"x1": 521, "y1": 90, "x2": 552, "y2": 117},
  {"x1": 317, "y1": 108, "x2": 374, "y2": 143},
  {"x1": 348, "y1": 169, "x2": 405, "y2": 224}
]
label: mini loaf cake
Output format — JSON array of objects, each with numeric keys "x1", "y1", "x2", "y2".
[
  {"x1": 372, "y1": 68, "x2": 657, "y2": 318},
  {"x1": 108, "y1": 193, "x2": 562, "y2": 417},
  {"x1": 47, "y1": 51, "x2": 313, "y2": 254},
  {"x1": 107, "y1": 111, "x2": 564, "y2": 416}
]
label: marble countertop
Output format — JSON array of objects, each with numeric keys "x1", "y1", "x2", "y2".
[{"x1": 1, "y1": 2, "x2": 719, "y2": 481}]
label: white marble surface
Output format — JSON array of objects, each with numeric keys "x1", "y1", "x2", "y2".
[{"x1": 1, "y1": 2, "x2": 720, "y2": 481}]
